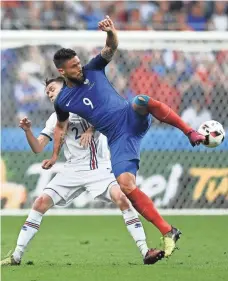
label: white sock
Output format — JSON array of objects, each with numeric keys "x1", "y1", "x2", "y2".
[
  {"x1": 12, "y1": 210, "x2": 43, "y2": 262},
  {"x1": 122, "y1": 208, "x2": 149, "y2": 257}
]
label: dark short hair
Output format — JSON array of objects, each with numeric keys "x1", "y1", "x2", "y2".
[
  {"x1": 45, "y1": 76, "x2": 65, "y2": 87},
  {"x1": 53, "y1": 48, "x2": 77, "y2": 68}
]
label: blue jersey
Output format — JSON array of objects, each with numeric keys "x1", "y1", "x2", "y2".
[
  {"x1": 54, "y1": 54, "x2": 129, "y2": 142},
  {"x1": 54, "y1": 54, "x2": 152, "y2": 172}
]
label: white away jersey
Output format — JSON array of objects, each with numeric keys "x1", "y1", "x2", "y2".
[{"x1": 41, "y1": 113, "x2": 111, "y2": 170}]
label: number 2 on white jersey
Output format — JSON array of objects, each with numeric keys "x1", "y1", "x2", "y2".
[{"x1": 83, "y1": 98, "x2": 94, "y2": 109}]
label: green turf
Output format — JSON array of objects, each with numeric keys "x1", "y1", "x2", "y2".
[{"x1": 1, "y1": 216, "x2": 228, "y2": 281}]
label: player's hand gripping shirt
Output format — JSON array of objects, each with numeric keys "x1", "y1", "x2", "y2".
[{"x1": 41, "y1": 112, "x2": 111, "y2": 170}]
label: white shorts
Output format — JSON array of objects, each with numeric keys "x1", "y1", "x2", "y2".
[{"x1": 43, "y1": 164, "x2": 117, "y2": 206}]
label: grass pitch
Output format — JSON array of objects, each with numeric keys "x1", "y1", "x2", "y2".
[{"x1": 1, "y1": 216, "x2": 228, "y2": 281}]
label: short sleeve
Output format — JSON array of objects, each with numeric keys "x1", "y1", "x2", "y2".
[
  {"x1": 54, "y1": 102, "x2": 69, "y2": 122},
  {"x1": 84, "y1": 54, "x2": 109, "y2": 71},
  {"x1": 40, "y1": 113, "x2": 57, "y2": 141}
]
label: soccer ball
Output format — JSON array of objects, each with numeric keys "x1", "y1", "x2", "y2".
[{"x1": 198, "y1": 120, "x2": 225, "y2": 148}]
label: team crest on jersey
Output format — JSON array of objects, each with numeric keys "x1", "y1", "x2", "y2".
[
  {"x1": 22, "y1": 226, "x2": 27, "y2": 231},
  {"x1": 83, "y1": 78, "x2": 95, "y2": 90}
]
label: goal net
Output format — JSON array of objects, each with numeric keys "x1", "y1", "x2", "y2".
[{"x1": 1, "y1": 31, "x2": 228, "y2": 213}]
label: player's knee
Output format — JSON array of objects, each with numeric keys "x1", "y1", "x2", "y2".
[
  {"x1": 133, "y1": 95, "x2": 150, "y2": 107},
  {"x1": 132, "y1": 95, "x2": 150, "y2": 115},
  {"x1": 116, "y1": 193, "x2": 130, "y2": 210},
  {"x1": 117, "y1": 173, "x2": 136, "y2": 194},
  {"x1": 111, "y1": 188, "x2": 130, "y2": 209},
  {"x1": 118, "y1": 180, "x2": 136, "y2": 194},
  {"x1": 33, "y1": 194, "x2": 53, "y2": 214}
]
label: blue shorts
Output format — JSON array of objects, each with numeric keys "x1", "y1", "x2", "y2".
[
  {"x1": 112, "y1": 159, "x2": 139, "y2": 178},
  {"x1": 108, "y1": 103, "x2": 152, "y2": 177}
]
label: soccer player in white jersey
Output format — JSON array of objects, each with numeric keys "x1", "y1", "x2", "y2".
[{"x1": 1, "y1": 112, "x2": 162, "y2": 266}]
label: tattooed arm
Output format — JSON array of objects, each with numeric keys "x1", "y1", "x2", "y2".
[
  {"x1": 42, "y1": 119, "x2": 68, "y2": 169},
  {"x1": 52, "y1": 120, "x2": 68, "y2": 158},
  {"x1": 99, "y1": 15, "x2": 118, "y2": 62}
]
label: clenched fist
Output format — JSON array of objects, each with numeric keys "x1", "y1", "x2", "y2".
[
  {"x1": 42, "y1": 157, "x2": 57, "y2": 170},
  {"x1": 98, "y1": 15, "x2": 115, "y2": 33},
  {"x1": 19, "y1": 117, "x2": 32, "y2": 131}
]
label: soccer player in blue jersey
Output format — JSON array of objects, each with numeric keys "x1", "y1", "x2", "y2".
[{"x1": 43, "y1": 16, "x2": 205, "y2": 263}]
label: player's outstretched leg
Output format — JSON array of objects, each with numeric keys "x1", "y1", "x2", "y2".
[
  {"x1": 116, "y1": 171, "x2": 181, "y2": 258},
  {"x1": 1, "y1": 194, "x2": 53, "y2": 266},
  {"x1": 132, "y1": 95, "x2": 205, "y2": 146},
  {"x1": 109, "y1": 185, "x2": 164, "y2": 264}
]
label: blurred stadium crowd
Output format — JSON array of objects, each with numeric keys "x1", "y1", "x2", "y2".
[
  {"x1": 1, "y1": 1, "x2": 228, "y2": 130},
  {"x1": 1, "y1": 1, "x2": 228, "y2": 31},
  {"x1": 2, "y1": 44, "x2": 228, "y2": 129}
]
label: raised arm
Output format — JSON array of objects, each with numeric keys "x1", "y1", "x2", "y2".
[
  {"x1": 99, "y1": 15, "x2": 118, "y2": 62},
  {"x1": 19, "y1": 117, "x2": 49, "y2": 153},
  {"x1": 42, "y1": 119, "x2": 69, "y2": 170}
]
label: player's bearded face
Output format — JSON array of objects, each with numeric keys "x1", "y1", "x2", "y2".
[{"x1": 61, "y1": 57, "x2": 84, "y2": 84}]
